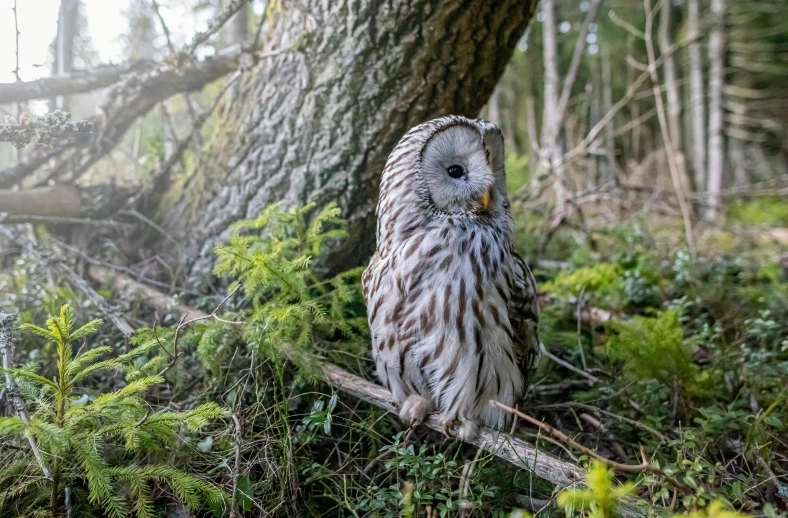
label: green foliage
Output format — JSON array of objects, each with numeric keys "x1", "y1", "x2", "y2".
[
  {"x1": 557, "y1": 462, "x2": 635, "y2": 518},
  {"x1": 0, "y1": 306, "x2": 226, "y2": 517},
  {"x1": 557, "y1": 463, "x2": 753, "y2": 518},
  {"x1": 544, "y1": 263, "x2": 624, "y2": 307},
  {"x1": 505, "y1": 153, "x2": 530, "y2": 194},
  {"x1": 604, "y1": 310, "x2": 698, "y2": 391},
  {"x1": 209, "y1": 202, "x2": 367, "y2": 373},
  {"x1": 543, "y1": 253, "x2": 660, "y2": 310},
  {"x1": 728, "y1": 197, "x2": 788, "y2": 227},
  {"x1": 352, "y1": 432, "x2": 498, "y2": 517}
]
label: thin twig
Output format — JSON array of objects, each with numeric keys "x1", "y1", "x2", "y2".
[
  {"x1": 534, "y1": 402, "x2": 668, "y2": 443},
  {"x1": 576, "y1": 288, "x2": 588, "y2": 371},
  {"x1": 544, "y1": 351, "x2": 600, "y2": 384},
  {"x1": 491, "y1": 401, "x2": 688, "y2": 490},
  {"x1": 643, "y1": 0, "x2": 696, "y2": 256},
  {"x1": 230, "y1": 412, "x2": 243, "y2": 518},
  {"x1": 0, "y1": 313, "x2": 53, "y2": 480},
  {"x1": 0, "y1": 224, "x2": 134, "y2": 337},
  {"x1": 555, "y1": 0, "x2": 603, "y2": 124},
  {"x1": 184, "y1": 0, "x2": 252, "y2": 56}
]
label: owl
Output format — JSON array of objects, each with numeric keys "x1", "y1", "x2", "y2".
[{"x1": 361, "y1": 115, "x2": 540, "y2": 441}]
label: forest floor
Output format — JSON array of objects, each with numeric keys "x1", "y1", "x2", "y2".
[{"x1": 0, "y1": 197, "x2": 786, "y2": 517}]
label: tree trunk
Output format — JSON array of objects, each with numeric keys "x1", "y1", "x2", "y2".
[
  {"x1": 538, "y1": 0, "x2": 564, "y2": 207},
  {"x1": 221, "y1": 0, "x2": 249, "y2": 46},
  {"x1": 658, "y1": 0, "x2": 692, "y2": 201},
  {"x1": 160, "y1": 0, "x2": 538, "y2": 279},
  {"x1": 687, "y1": 0, "x2": 706, "y2": 194},
  {"x1": 705, "y1": 0, "x2": 726, "y2": 222},
  {"x1": 53, "y1": 0, "x2": 80, "y2": 112}
]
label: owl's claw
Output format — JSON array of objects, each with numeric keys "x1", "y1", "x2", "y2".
[
  {"x1": 398, "y1": 394, "x2": 431, "y2": 428},
  {"x1": 440, "y1": 415, "x2": 479, "y2": 442}
]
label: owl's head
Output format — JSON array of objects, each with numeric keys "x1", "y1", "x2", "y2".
[{"x1": 415, "y1": 117, "x2": 508, "y2": 218}]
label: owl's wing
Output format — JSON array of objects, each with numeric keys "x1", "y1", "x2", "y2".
[
  {"x1": 509, "y1": 252, "x2": 541, "y2": 378},
  {"x1": 361, "y1": 251, "x2": 379, "y2": 306}
]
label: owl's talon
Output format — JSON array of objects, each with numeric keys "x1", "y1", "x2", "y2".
[
  {"x1": 398, "y1": 394, "x2": 431, "y2": 428},
  {"x1": 439, "y1": 415, "x2": 479, "y2": 442}
]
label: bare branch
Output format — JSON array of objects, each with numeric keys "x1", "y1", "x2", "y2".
[
  {"x1": 0, "y1": 184, "x2": 137, "y2": 221},
  {"x1": 184, "y1": 0, "x2": 253, "y2": 56},
  {"x1": 0, "y1": 312, "x2": 53, "y2": 480},
  {"x1": 0, "y1": 146, "x2": 61, "y2": 189},
  {"x1": 555, "y1": 0, "x2": 603, "y2": 123},
  {"x1": 0, "y1": 224, "x2": 134, "y2": 337},
  {"x1": 28, "y1": 48, "x2": 243, "y2": 184},
  {"x1": 0, "y1": 61, "x2": 154, "y2": 105},
  {"x1": 492, "y1": 401, "x2": 689, "y2": 491},
  {"x1": 0, "y1": 111, "x2": 92, "y2": 149}
]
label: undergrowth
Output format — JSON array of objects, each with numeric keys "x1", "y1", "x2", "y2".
[{"x1": 0, "y1": 203, "x2": 786, "y2": 517}]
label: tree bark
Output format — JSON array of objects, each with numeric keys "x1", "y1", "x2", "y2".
[
  {"x1": 687, "y1": 0, "x2": 706, "y2": 194},
  {"x1": 160, "y1": 0, "x2": 538, "y2": 279},
  {"x1": 705, "y1": 0, "x2": 726, "y2": 221}
]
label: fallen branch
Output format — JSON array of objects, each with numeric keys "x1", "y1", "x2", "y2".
[
  {"x1": 88, "y1": 265, "x2": 205, "y2": 322},
  {"x1": 0, "y1": 184, "x2": 136, "y2": 221},
  {"x1": 0, "y1": 60, "x2": 154, "y2": 105},
  {"x1": 0, "y1": 224, "x2": 134, "y2": 338},
  {"x1": 0, "y1": 312, "x2": 53, "y2": 480},
  {"x1": 0, "y1": 111, "x2": 92, "y2": 149}
]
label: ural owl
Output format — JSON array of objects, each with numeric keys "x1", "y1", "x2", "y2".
[{"x1": 362, "y1": 115, "x2": 540, "y2": 441}]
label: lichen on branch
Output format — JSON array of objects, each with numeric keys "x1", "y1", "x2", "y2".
[{"x1": 0, "y1": 111, "x2": 93, "y2": 149}]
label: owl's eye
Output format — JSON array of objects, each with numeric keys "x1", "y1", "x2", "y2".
[{"x1": 446, "y1": 165, "x2": 464, "y2": 179}]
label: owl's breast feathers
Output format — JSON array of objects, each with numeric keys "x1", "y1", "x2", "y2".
[{"x1": 363, "y1": 218, "x2": 540, "y2": 421}]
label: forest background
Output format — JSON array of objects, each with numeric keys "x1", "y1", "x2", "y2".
[{"x1": 0, "y1": 0, "x2": 786, "y2": 516}]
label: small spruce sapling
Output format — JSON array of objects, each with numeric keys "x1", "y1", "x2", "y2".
[{"x1": 0, "y1": 305, "x2": 227, "y2": 518}]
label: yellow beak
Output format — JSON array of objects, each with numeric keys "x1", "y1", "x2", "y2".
[{"x1": 481, "y1": 189, "x2": 491, "y2": 210}]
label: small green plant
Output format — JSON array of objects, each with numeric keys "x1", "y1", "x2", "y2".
[
  {"x1": 557, "y1": 462, "x2": 635, "y2": 518},
  {"x1": 0, "y1": 305, "x2": 226, "y2": 517},
  {"x1": 355, "y1": 432, "x2": 498, "y2": 517},
  {"x1": 208, "y1": 202, "x2": 367, "y2": 372},
  {"x1": 604, "y1": 310, "x2": 698, "y2": 395},
  {"x1": 543, "y1": 255, "x2": 660, "y2": 310},
  {"x1": 558, "y1": 462, "x2": 752, "y2": 518}
]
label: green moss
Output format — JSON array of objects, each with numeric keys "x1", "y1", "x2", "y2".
[{"x1": 728, "y1": 197, "x2": 788, "y2": 227}]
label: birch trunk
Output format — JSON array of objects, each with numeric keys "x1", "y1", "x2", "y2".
[
  {"x1": 687, "y1": 0, "x2": 706, "y2": 193},
  {"x1": 537, "y1": 0, "x2": 564, "y2": 206},
  {"x1": 705, "y1": 0, "x2": 726, "y2": 221},
  {"x1": 658, "y1": 0, "x2": 692, "y2": 200},
  {"x1": 53, "y1": 0, "x2": 80, "y2": 112}
]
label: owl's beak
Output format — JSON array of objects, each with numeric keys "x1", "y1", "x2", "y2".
[{"x1": 480, "y1": 189, "x2": 491, "y2": 211}]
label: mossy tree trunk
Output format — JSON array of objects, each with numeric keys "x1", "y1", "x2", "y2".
[{"x1": 160, "y1": 0, "x2": 538, "y2": 280}]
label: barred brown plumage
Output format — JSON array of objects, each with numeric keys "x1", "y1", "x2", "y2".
[{"x1": 362, "y1": 115, "x2": 540, "y2": 441}]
